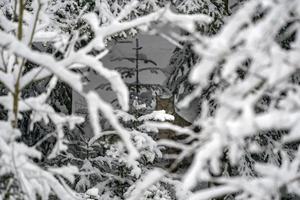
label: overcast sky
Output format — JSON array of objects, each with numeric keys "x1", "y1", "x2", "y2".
[{"x1": 72, "y1": 33, "x2": 175, "y2": 111}]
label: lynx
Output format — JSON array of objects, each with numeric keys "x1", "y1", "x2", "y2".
[{"x1": 155, "y1": 95, "x2": 191, "y2": 139}]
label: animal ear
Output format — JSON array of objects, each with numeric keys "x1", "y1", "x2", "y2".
[
  {"x1": 170, "y1": 95, "x2": 176, "y2": 107},
  {"x1": 155, "y1": 92, "x2": 159, "y2": 102},
  {"x1": 170, "y1": 95, "x2": 174, "y2": 102}
]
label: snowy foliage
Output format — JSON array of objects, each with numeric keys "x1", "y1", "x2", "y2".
[
  {"x1": 172, "y1": 0, "x2": 228, "y2": 33},
  {"x1": 2, "y1": 0, "x2": 300, "y2": 200},
  {"x1": 73, "y1": 97, "x2": 176, "y2": 199},
  {"x1": 165, "y1": 0, "x2": 228, "y2": 106},
  {"x1": 176, "y1": 0, "x2": 300, "y2": 199},
  {"x1": 124, "y1": 168, "x2": 171, "y2": 200},
  {"x1": 0, "y1": 0, "x2": 210, "y2": 199}
]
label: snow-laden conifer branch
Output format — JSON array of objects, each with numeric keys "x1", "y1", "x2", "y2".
[
  {"x1": 0, "y1": 1, "x2": 213, "y2": 198},
  {"x1": 177, "y1": 0, "x2": 300, "y2": 199}
]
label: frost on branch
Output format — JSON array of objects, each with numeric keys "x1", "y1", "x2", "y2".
[
  {"x1": 179, "y1": 0, "x2": 300, "y2": 199},
  {"x1": 0, "y1": 0, "x2": 211, "y2": 199}
]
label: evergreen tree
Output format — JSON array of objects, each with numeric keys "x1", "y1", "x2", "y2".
[
  {"x1": 0, "y1": 0, "x2": 206, "y2": 199},
  {"x1": 165, "y1": 0, "x2": 229, "y2": 101},
  {"x1": 72, "y1": 36, "x2": 179, "y2": 198}
]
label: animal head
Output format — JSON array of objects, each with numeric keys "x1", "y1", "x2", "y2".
[{"x1": 155, "y1": 95, "x2": 175, "y2": 114}]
